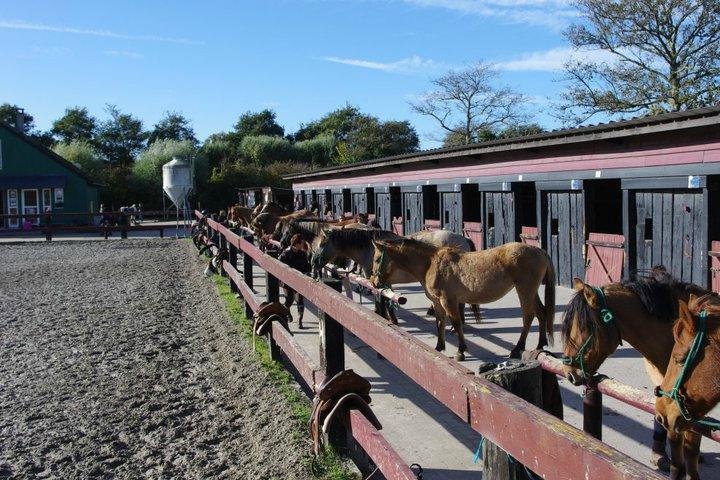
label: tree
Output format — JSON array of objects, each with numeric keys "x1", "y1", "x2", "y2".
[
  {"x1": 201, "y1": 134, "x2": 236, "y2": 171},
  {"x1": 294, "y1": 105, "x2": 362, "y2": 142},
  {"x1": 410, "y1": 63, "x2": 528, "y2": 145},
  {"x1": 497, "y1": 123, "x2": 545, "y2": 139},
  {"x1": 148, "y1": 111, "x2": 197, "y2": 145},
  {"x1": 442, "y1": 129, "x2": 496, "y2": 147},
  {"x1": 561, "y1": 0, "x2": 720, "y2": 123},
  {"x1": 53, "y1": 140, "x2": 105, "y2": 180},
  {"x1": 0, "y1": 103, "x2": 37, "y2": 134},
  {"x1": 346, "y1": 118, "x2": 419, "y2": 160},
  {"x1": 239, "y1": 135, "x2": 294, "y2": 166},
  {"x1": 95, "y1": 105, "x2": 148, "y2": 165},
  {"x1": 234, "y1": 109, "x2": 284, "y2": 140},
  {"x1": 294, "y1": 134, "x2": 336, "y2": 167},
  {"x1": 51, "y1": 107, "x2": 97, "y2": 143}
]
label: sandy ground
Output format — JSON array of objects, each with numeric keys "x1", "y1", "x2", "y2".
[{"x1": 0, "y1": 240, "x2": 311, "y2": 480}]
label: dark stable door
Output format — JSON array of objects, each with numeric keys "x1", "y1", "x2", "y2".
[
  {"x1": 376, "y1": 193, "x2": 391, "y2": 230},
  {"x1": 441, "y1": 192, "x2": 462, "y2": 234},
  {"x1": 484, "y1": 192, "x2": 516, "y2": 248},
  {"x1": 403, "y1": 192, "x2": 423, "y2": 234},
  {"x1": 633, "y1": 190, "x2": 706, "y2": 286},
  {"x1": 332, "y1": 193, "x2": 343, "y2": 218},
  {"x1": 545, "y1": 191, "x2": 585, "y2": 287},
  {"x1": 353, "y1": 193, "x2": 367, "y2": 215}
]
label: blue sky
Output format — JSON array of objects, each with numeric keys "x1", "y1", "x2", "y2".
[{"x1": 1, "y1": 0, "x2": 592, "y2": 148}]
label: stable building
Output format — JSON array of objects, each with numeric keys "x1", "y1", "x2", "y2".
[
  {"x1": 286, "y1": 106, "x2": 720, "y2": 291},
  {"x1": 0, "y1": 123, "x2": 100, "y2": 228}
]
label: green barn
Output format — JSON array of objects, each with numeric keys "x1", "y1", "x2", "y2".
[{"x1": 0, "y1": 123, "x2": 100, "y2": 228}]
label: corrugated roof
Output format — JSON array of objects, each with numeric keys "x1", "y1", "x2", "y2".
[{"x1": 285, "y1": 105, "x2": 720, "y2": 181}]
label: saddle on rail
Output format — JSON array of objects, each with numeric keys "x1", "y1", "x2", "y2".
[{"x1": 309, "y1": 369, "x2": 381, "y2": 455}]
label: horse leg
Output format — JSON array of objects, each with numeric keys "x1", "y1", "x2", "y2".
[
  {"x1": 471, "y1": 304, "x2": 482, "y2": 323},
  {"x1": 511, "y1": 288, "x2": 537, "y2": 359},
  {"x1": 431, "y1": 300, "x2": 446, "y2": 352},
  {"x1": 533, "y1": 293, "x2": 548, "y2": 350},
  {"x1": 682, "y1": 430, "x2": 701, "y2": 480},
  {"x1": 427, "y1": 304, "x2": 435, "y2": 316},
  {"x1": 441, "y1": 298, "x2": 466, "y2": 361},
  {"x1": 667, "y1": 431, "x2": 686, "y2": 480}
]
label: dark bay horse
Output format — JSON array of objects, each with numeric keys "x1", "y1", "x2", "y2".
[
  {"x1": 371, "y1": 239, "x2": 555, "y2": 360},
  {"x1": 655, "y1": 293, "x2": 720, "y2": 480},
  {"x1": 561, "y1": 273, "x2": 708, "y2": 473}
]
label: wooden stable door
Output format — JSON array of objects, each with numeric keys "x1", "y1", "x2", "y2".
[
  {"x1": 711, "y1": 241, "x2": 720, "y2": 294},
  {"x1": 545, "y1": 191, "x2": 585, "y2": 287},
  {"x1": 375, "y1": 193, "x2": 391, "y2": 231},
  {"x1": 632, "y1": 190, "x2": 706, "y2": 286},
  {"x1": 441, "y1": 192, "x2": 462, "y2": 234},
  {"x1": 403, "y1": 192, "x2": 423, "y2": 234},
  {"x1": 332, "y1": 193, "x2": 344, "y2": 218},
  {"x1": 484, "y1": 192, "x2": 516, "y2": 248},
  {"x1": 352, "y1": 193, "x2": 367, "y2": 215}
]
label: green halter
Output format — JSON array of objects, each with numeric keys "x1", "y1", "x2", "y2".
[
  {"x1": 655, "y1": 311, "x2": 720, "y2": 429},
  {"x1": 561, "y1": 286, "x2": 619, "y2": 379}
]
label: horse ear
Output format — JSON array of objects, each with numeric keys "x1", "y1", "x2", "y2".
[
  {"x1": 675, "y1": 300, "x2": 696, "y2": 339},
  {"x1": 572, "y1": 277, "x2": 585, "y2": 291}
]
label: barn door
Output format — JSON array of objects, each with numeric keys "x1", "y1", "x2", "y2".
[
  {"x1": 484, "y1": 192, "x2": 516, "y2": 248},
  {"x1": 585, "y1": 233, "x2": 625, "y2": 284},
  {"x1": 353, "y1": 193, "x2": 367, "y2": 215},
  {"x1": 441, "y1": 192, "x2": 462, "y2": 234},
  {"x1": 375, "y1": 193, "x2": 391, "y2": 230},
  {"x1": 632, "y1": 190, "x2": 705, "y2": 285},
  {"x1": 332, "y1": 193, "x2": 344, "y2": 218},
  {"x1": 545, "y1": 191, "x2": 585, "y2": 287},
  {"x1": 403, "y1": 192, "x2": 423, "y2": 234}
]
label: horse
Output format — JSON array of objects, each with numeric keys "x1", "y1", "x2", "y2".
[
  {"x1": 370, "y1": 239, "x2": 555, "y2": 360},
  {"x1": 311, "y1": 228, "x2": 482, "y2": 324},
  {"x1": 249, "y1": 201, "x2": 293, "y2": 236},
  {"x1": 228, "y1": 205, "x2": 255, "y2": 226},
  {"x1": 561, "y1": 271, "x2": 708, "y2": 472},
  {"x1": 655, "y1": 293, "x2": 720, "y2": 480}
]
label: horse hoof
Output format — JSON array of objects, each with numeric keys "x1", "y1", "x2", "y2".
[
  {"x1": 454, "y1": 352, "x2": 465, "y2": 361},
  {"x1": 435, "y1": 344, "x2": 444, "y2": 352},
  {"x1": 650, "y1": 452, "x2": 671, "y2": 472}
]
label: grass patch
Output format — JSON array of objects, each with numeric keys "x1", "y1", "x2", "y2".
[{"x1": 211, "y1": 275, "x2": 359, "y2": 480}]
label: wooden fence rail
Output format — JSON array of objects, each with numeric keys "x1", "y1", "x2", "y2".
[{"x1": 198, "y1": 211, "x2": 662, "y2": 480}]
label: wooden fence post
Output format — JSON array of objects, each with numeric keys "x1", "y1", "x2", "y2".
[
  {"x1": 242, "y1": 234, "x2": 254, "y2": 319},
  {"x1": 481, "y1": 360, "x2": 542, "y2": 480},
  {"x1": 265, "y1": 250, "x2": 281, "y2": 360},
  {"x1": 583, "y1": 378, "x2": 603, "y2": 440},
  {"x1": 319, "y1": 278, "x2": 346, "y2": 449},
  {"x1": 228, "y1": 242, "x2": 239, "y2": 294},
  {"x1": 218, "y1": 234, "x2": 227, "y2": 278}
]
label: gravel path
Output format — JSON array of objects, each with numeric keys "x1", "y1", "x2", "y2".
[{"x1": 0, "y1": 239, "x2": 310, "y2": 479}]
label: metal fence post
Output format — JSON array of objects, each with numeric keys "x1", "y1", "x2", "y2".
[
  {"x1": 242, "y1": 234, "x2": 254, "y2": 319},
  {"x1": 319, "y1": 278, "x2": 346, "y2": 450},
  {"x1": 583, "y1": 378, "x2": 603, "y2": 440}
]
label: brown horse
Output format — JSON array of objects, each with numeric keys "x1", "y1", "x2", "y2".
[
  {"x1": 249, "y1": 201, "x2": 293, "y2": 236},
  {"x1": 655, "y1": 294, "x2": 720, "y2": 480},
  {"x1": 228, "y1": 205, "x2": 254, "y2": 226},
  {"x1": 561, "y1": 273, "x2": 708, "y2": 472},
  {"x1": 370, "y1": 239, "x2": 555, "y2": 360}
]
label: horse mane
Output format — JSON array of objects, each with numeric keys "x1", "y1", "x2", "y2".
[
  {"x1": 688, "y1": 293, "x2": 720, "y2": 318},
  {"x1": 324, "y1": 228, "x2": 396, "y2": 249},
  {"x1": 561, "y1": 267, "x2": 704, "y2": 350}
]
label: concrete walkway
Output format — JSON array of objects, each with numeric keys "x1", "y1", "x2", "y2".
[{"x1": 247, "y1": 264, "x2": 720, "y2": 479}]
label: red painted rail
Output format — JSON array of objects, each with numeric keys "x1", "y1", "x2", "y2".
[
  {"x1": 535, "y1": 351, "x2": 720, "y2": 443},
  {"x1": 197, "y1": 210, "x2": 662, "y2": 480}
]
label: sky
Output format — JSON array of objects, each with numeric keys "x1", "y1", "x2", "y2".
[{"x1": 1, "y1": 0, "x2": 594, "y2": 149}]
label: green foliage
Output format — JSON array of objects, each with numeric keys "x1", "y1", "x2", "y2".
[
  {"x1": 294, "y1": 105, "x2": 360, "y2": 142},
  {"x1": 51, "y1": 107, "x2": 97, "y2": 143},
  {"x1": 96, "y1": 104, "x2": 148, "y2": 165},
  {"x1": 497, "y1": 123, "x2": 545, "y2": 139},
  {"x1": 239, "y1": 135, "x2": 294, "y2": 166},
  {"x1": 294, "y1": 134, "x2": 336, "y2": 167},
  {"x1": 201, "y1": 134, "x2": 236, "y2": 171},
  {"x1": 133, "y1": 139, "x2": 206, "y2": 209},
  {"x1": 53, "y1": 140, "x2": 105, "y2": 180},
  {"x1": 234, "y1": 109, "x2": 284, "y2": 140},
  {"x1": 0, "y1": 103, "x2": 35, "y2": 134},
  {"x1": 148, "y1": 111, "x2": 197, "y2": 145}
]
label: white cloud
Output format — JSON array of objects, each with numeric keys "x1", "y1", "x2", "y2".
[
  {"x1": 400, "y1": 0, "x2": 578, "y2": 30},
  {"x1": 0, "y1": 19, "x2": 203, "y2": 45},
  {"x1": 322, "y1": 55, "x2": 445, "y2": 74},
  {"x1": 494, "y1": 47, "x2": 616, "y2": 72},
  {"x1": 103, "y1": 50, "x2": 144, "y2": 59}
]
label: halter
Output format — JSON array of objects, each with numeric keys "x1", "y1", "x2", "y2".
[
  {"x1": 654, "y1": 311, "x2": 720, "y2": 429},
  {"x1": 561, "y1": 286, "x2": 621, "y2": 379}
]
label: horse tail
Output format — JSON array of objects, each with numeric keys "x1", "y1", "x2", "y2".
[{"x1": 543, "y1": 253, "x2": 556, "y2": 346}]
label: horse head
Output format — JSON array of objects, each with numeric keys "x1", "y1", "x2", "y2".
[
  {"x1": 655, "y1": 293, "x2": 720, "y2": 434},
  {"x1": 561, "y1": 278, "x2": 623, "y2": 386},
  {"x1": 370, "y1": 239, "x2": 401, "y2": 289},
  {"x1": 309, "y1": 229, "x2": 334, "y2": 279}
]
